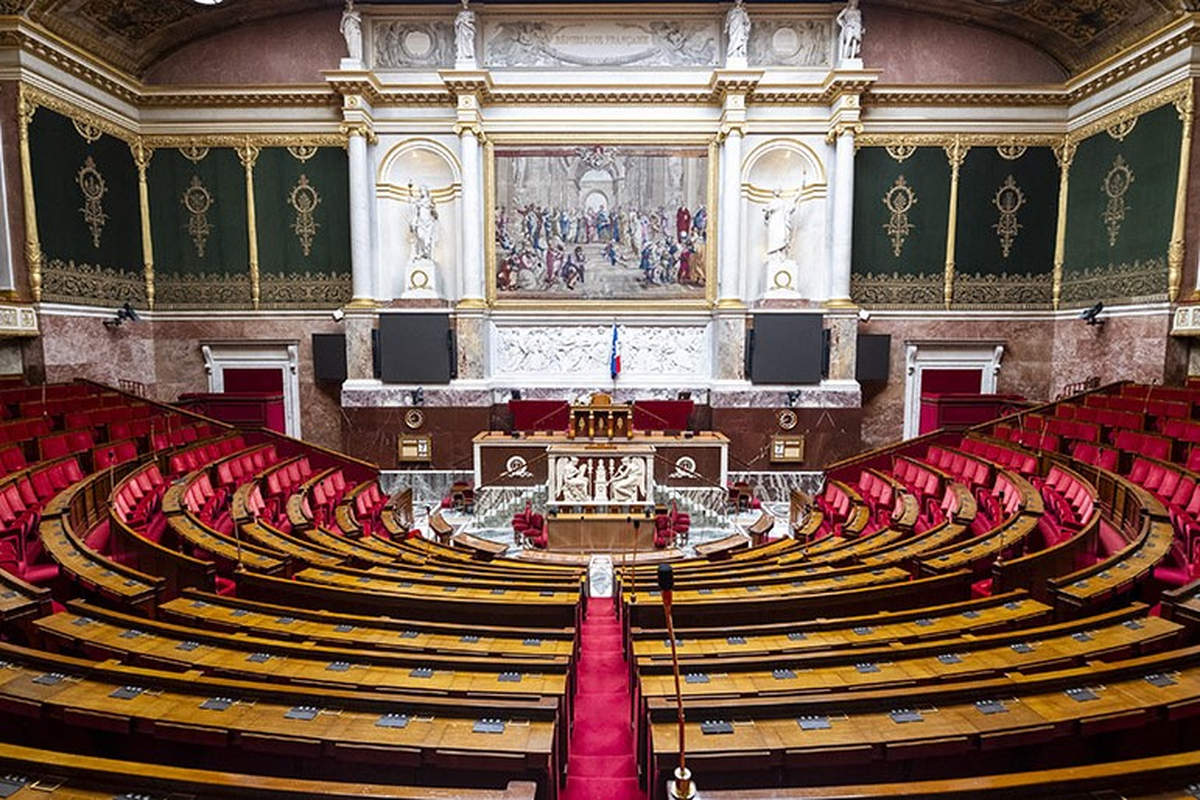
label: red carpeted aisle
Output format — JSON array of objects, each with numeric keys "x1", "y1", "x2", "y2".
[{"x1": 562, "y1": 599, "x2": 647, "y2": 800}]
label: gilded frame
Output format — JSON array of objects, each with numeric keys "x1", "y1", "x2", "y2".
[{"x1": 484, "y1": 133, "x2": 719, "y2": 309}]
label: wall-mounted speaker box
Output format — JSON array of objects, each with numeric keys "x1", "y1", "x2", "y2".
[
  {"x1": 748, "y1": 314, "x2": 824, "y2": 385},
  {"x1": 311, "y1": 333, "x2": 347, "y2": 382},
  {"x1": 856, "y1": 333, "x2": 891, "y2": 382},
  {"x1": 378, "y1": 313, "x2": 454, "y2": 384}
]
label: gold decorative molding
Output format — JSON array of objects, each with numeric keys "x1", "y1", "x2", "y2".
[
  {"x1": 147, "y1": 133, "x2": 348, "y2": 149},
  {"x1": 286, "y1": 145, "x2": 318, "y2": 163},
  {"x1": 20, "y1": 83, "x2": 136, "y2": 144},
  {"x1": 1169, "y1": 82, "x2": 1194, "y2": 304},
  {"x1": 1051, "y1": 137, "x2": 1076, "y2": 311},
  {"x1": 41, "y1": 258, "x2": 146, "y2": 307},
  {"x1": 155, "y1": 272, "x2": 251, "y2": 310},
  {"x1": 942, "y1": 136, "x2": 969, "y2": 310},
  {"x1": 16, "y1": 84, "x2": 40, "y2": 302},
  {"x1": 339, "y1": 121, "x2": 376, "y2": 146},
  {"x1": 130, "y1": 138, "x2": 154, "y2": 309},
  {"x1": 260, "y1": 272, "x2": 352, "y2": 309},
  {"x1": 1068, "y1": 80, "x2": 1190, "y2": 143},
  {"x1": 236, "y1": 140, "x2": 261, "y2": 310},
  {"x1": 857, "y1": 133, "x2": 1061, "y2": 150},
  {"x1": 884, "y1": 144, "x2": 916, "y2": 163}
]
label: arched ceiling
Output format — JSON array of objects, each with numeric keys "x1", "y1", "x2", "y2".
[{"x1": 7, "y1": 0, "x2": 1197, "y2": 80}]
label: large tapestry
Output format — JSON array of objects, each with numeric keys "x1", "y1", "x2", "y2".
[
  {"x1": 30, "y1": 107, "x2": 145, "y2": 306},
  {"x1": 953, "y1": 145, "x2": 1057, "y2": 308},
  {"x1": 1062, "y1": 101, "x2": 1182, "y2": 305},
  {"x1": 850, "y1": 146, "x2": 950, "y2": 308},
  {"x1": 491, "y1": 143, "x2": 710, "y2": 302}
]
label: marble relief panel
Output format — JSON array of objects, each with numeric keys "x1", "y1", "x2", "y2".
[
  {"x1": 482, "y1": 17, "x2": 719, "y2": 68},
  {"x1": 491, "y1": 323, "x2": 709, "y2": 381}
]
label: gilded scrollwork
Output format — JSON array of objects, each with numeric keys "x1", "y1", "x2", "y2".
[
  {"x1": 851, "y1": 272, "x2": 943, "y2": 308},
  {"x1": 259, "y1": 272, "x2": 352, "y2": 308},
  {"x1": 1101, "y1": 154, "x2": 1134, "y2": 247},
  {"x1": 156, "y1": 272, "x2": 252, "y2": 310},
  {"x1": 992, "y1": 175, "x2": 1026, "y2": 259},
  {"x1": 953, "y1": 272, "x2": 1052, "y2": 309},
  {"x1": 1060, "y1": 258, "x2": 1167, "y2": 306},
  {"x1": 75, "y1": 156, "x2": 107, "y2": 248},
  {"x1": 181, "y1": 175, "x2": 214, "y2": 258},
  {"x1": 41, "y1": 258, "x2": 147, "y2": 306},
  {"x1": 288, "y1": 174, "x2": 321, "y2": 257},
  {"x1": 882, "y1": 175, "x2": 917, "y2": 257}
]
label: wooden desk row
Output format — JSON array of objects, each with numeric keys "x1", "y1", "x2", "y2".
[{"x1": 0, "y1": 640, "x2": 563, "y2": 799}]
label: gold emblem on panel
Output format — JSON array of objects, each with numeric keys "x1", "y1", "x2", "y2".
[
  {"x1": 992, "y1": 175, "x2": 1026, "y2": 259},
  {"x1": 1102, "y1": 154, "x2": 1134, "y2": 247},
  {"x1": 182, "y1": 175, "x2": 214, "y2": 258},
  {"x1": 288, "y1": 174, "x2": 321, "y2": 257},
  {"x1": 76, "y1": 156, "x2": 108, "y2": 249},
  {"x1": 882, "y1": 175, "x2": 917, "y2": 258}
]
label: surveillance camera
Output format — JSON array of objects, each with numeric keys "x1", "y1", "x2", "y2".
[
  {"x1": 331, "y1": 308, "x2": 345, "y2": 322},
  {"x1": 1080, "y1": 302, "x2": 1104, "y2": 326}
]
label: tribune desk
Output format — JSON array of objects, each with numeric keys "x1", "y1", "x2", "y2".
[{"x1": 472, "y1": 430, "x2": 729, "y2": 490}]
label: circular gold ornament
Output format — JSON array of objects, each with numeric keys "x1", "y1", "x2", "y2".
[
  {"x1": 777, "y1": 409, "x2": 798, "y2": 430},
  {"x1": 404, "y1": 408, "x2": 425, "y2": 430}
]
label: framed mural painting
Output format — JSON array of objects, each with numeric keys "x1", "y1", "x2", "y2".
[{"x1": 486, "y1": 138, "x2": 717, "y2": 305}]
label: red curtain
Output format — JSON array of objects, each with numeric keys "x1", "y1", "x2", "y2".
[{"x1": 223, "y1": 368, "x2": 283, "y2": 394}]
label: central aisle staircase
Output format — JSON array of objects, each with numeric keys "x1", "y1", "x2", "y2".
[{"x1": 561, "y1": 599, "x2": 646, "y2": 800}]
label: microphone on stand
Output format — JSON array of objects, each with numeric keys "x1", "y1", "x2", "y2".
[{"x1": 658, "y1": 563, "x2": 695, "y2": 799}]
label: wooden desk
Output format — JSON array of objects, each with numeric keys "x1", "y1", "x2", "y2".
[
  {"x1": 694, "y1": 534, "x2": 751, "y2": 559},
  {"x1": 545, "y1": 513, "x2": 654, "y2": 553},
  {"x1": 451, "y1": 532, "x2": 510, "y2": 559}
]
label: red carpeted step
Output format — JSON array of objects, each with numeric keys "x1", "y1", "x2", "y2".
[
  {"x1": 563, "y1": 602, "x2": 644, "y2": 800},
  {"x1": 563, "y1": 776, "x2": 644, "y2": 800}
]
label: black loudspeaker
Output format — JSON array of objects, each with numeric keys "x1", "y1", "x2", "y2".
[
  {"x1": 857, "y1": 333, "x2": 891, "y2": 382},
  {"x1": 312, "y1": 334, "x2": 347, "y2": 382},
  {"x1": 743, "y1": 328, "x2": 755, "y2": 378},
  {"x1": 371, "y1": 329, "x2": 381, "y2": 380},
  {"x1": 379, "y1": 313, "x2": 453, "y2": 384},
  {"x1": 749, "y1": 314, "x2": 824, "y2": 385}
]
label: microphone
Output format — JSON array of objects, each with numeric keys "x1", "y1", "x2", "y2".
[{"x1": 658, "y1": 563, "x2": 695, "y2": 799}]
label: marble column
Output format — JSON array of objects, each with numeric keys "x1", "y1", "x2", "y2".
[
  {"x1": 459, "y1": 128, "x2": 485, "y2": 304},
  {"x1": 347, "y1": 129, "x2": 374, "y2": 305},
  {"x1": 344, "y1": 312, "x2": 375, "y2": 382},
  {"x1": 829, "y1": 127, "x2": 855, "y2": 306},
  {"x1": 718, "y1": 128, "x2": 744, "y2": 305}
]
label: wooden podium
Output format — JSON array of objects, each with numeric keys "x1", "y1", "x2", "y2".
[{"x1": 567, "y1": 393, "x2": 633, "y2": 439}]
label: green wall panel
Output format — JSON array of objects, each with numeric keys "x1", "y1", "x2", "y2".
[
  {"x1": 851, "y1": 146, "x2": 950, "y2": 307},
  {"x1": 148, "y1": 147, "x2": 251, "y2": 309},
  {"x1": 30, "y1": 108, "x2": 145, "y2": 305},
  {"x1": 1062, "y1": 102, "x2": 1181, "y2": 305},
  {"x1": 952, "y1": 145, "x2": 1056, "y2": 308},
  {"x1": 253, "y1": 147, "x2": 351, "y2": 308}
]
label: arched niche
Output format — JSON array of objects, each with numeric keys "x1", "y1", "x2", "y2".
[
  {"x1": 375, "y1": 138, "x2": 462, "y2": 300},
  {"x1": 741, "y1": 139, "x2": 830, "y2": 301}
]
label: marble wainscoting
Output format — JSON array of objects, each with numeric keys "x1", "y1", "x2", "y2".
[
  {"x1": 33, "y1": 308, "x2": 157, "y2": 388},
  {"x1": 856, "y1": 315, "x2": 1056, "y2": 449},
  {"x1": 1049, "y1": 308, "x2": 1176, "y2": 393}
]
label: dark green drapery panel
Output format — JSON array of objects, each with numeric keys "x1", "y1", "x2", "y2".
[
  {"x1": 149, "y1": 147, "x2": 251, "y2": 309},
  {"x1": 851, "y1": 146, "x2": 950, "y2": 308},
  {"x1": 30, "y1": 107, "x2": 145, "y2": 305},
  {"x1": 952, "y1": 146, "x2": 1056, "y2": 308},
  {"x1": 253, "y1": 147, "x2": 351, "y2": 308},
  {"x1": 1062, "y1": 102, "x2": 1181, "y2": 305}
]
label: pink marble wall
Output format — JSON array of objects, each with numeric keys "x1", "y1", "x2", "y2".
[
  {"x1": 1049, "y1": 312, "x2": 1173, "y2": 394},
  {"x1": 150, "y1": 317, "x2": 346, "y2": 451},
  {"x1": 863, "y1": 7, "x2": 1066, "y2": 85},
  {"x1": 857, "y1": 317, "x2": 1056, "y2": 448},
  {"x1": 144, "y1": 9, "x2": 344, "y2": 86},
  {"x1": 34, "y1": 313, "x2": 157, "y2": 388}
]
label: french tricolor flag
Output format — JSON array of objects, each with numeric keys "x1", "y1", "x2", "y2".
[{"x1": 610, "y1": 324, "x2": 621, "y2": 381}]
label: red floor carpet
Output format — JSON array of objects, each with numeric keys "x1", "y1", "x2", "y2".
[{"x1": 562, "y1": 599, "x2": 647, "y2": 800}]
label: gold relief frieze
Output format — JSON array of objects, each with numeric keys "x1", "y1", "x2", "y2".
[
  {"x1": 1059, "y1": 258, "x2": 1168, "y2": 306},
  {"x1": 145, "y1": 133, "x2": 347, "y2": 150},
  {"x1": 259, "y1": 272, "x2": 352, "y2": 309},
  {"x1": 1068, "y1": 80, "x2": 1190, "y2": 143},
  {"x1": 20, "y1": 83, "x2": 136, "y2": 144},
  {"x1": 855, "y1": 133, "x2": 1060, "y2": 151},
  {"x1": 40, "y1": 258, "x2": 147, "y2": 306},
  {"x1": 952, "y1": 271, "x2": 1053, "y2": 309},
  {"x1": 154, "y1": 272, "x2": 253, "y2": 310},
  {"x1": 850, "y1": 272, "x2": 944, "y2": 309}
]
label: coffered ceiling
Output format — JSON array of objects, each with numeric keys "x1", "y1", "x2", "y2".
[{"x1": 3, "y1": 0, "x2": 1196, "y2": 79}]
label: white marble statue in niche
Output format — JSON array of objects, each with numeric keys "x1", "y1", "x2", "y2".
[
  {"x1": 763, "y1": 189, "x2": 800, "y2": 263},
  {"x1": 408, "y1": 184, "x2": 439, "y2": 261},
  {"x1": 608, "y1": 457, "x2": 647, "y2": 503},
  {"x1": 340, "y1": 0, "x2": 363, "y2": 64},
  {"x1": 724, "y1": 0, "x2": 750, "y2": 67},
  {"x1": 455, "y1": 0, "x2": 477, "y2": 67},
  {"x1": 836, "y1": 0, "x2": 864, "y2": 65}
]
